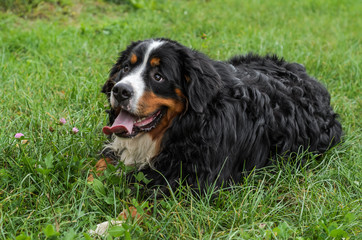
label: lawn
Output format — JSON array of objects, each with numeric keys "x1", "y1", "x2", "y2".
[{"x1": 0, "y1": 0, "x2": 361, "y2": 239}]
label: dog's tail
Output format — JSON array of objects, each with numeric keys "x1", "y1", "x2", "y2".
[{"x1": 318, "y1": 112, "x2": 343, "y2": 153}]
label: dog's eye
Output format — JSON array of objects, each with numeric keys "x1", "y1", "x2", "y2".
[
  {"x1": 153, "y1": 73, "x2": 164, "y2": 82},
  {"x1": 122, "y1": 65, "x2": 130, "y2": 73}
]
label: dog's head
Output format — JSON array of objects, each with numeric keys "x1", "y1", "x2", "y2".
[{"x1": 102, "y1": 39, "x2": 222, "y2": 139}]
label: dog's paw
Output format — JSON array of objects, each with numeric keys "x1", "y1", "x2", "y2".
[
  {"x1": 89, "y1": 206, "x2": 145, "y2": 236},
  {"x1": 89, "y1": 220, "x2": 124, "y2": 236}
]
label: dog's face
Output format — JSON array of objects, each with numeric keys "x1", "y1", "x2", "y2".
[
  {"x1": 102, "y1": 39, "x2": 222, "y2": 140},
  {"x1": 102, "y1": 39, "x2": 187, "y2": 139}
]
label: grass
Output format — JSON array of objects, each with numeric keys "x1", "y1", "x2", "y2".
[{"x1": 0, "y1": 0, "x2": 361, "y2": 239}]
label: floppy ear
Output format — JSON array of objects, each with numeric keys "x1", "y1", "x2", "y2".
[{"x1": 181, "y1": 50, "x2": 222, "y2": 113}]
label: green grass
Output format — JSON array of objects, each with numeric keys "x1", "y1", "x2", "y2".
[{"x1": 0, "y1": 0, "x2": 361, "y2": 239}]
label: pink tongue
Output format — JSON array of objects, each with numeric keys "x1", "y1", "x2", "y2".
[{"x1": 102, "y1": 110, "x2": 135, "y2": 135}]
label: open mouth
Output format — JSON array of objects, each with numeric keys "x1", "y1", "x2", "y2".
[{"x1": 103, "y1": 108, "x2": 165, "y2": 138}]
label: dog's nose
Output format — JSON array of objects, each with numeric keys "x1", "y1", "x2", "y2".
[{"x1": 112, "y1": 83, "x2": 134, "y2": 102}]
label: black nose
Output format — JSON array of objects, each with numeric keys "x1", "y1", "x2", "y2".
[{"x1": 112, "y1": 83, "x2": 134, "y2": 102}]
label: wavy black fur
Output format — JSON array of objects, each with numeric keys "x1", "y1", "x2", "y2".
[{"x1": 102, "y1": 39, "x2": 342, "y2": 192}]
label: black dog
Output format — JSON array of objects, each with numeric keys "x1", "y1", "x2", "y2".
[{"x1": 100, "y1": 38, "x2": 342, "y2": 192}]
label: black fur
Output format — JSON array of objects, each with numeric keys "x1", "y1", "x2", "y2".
[{"x1": 102, "y1": 39, "x2": 342, "y2": 192}]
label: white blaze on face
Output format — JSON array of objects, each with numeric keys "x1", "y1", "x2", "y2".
[{"x1": 111, "y1": 40, "x2": 164, "y2": 113}]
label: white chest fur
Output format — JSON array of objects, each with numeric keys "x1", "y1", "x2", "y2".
[{"x1": 104, "y1": 133, "x2": 157, "y2": 168}]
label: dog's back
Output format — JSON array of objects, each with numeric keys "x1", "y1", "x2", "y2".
[{"x1": 228, "y1": 54, "x2": 342, "y2": 157}]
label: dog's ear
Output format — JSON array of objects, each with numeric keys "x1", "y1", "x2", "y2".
[{"x1": 181, "y1": 49, "x2": 222, "y2": 113}]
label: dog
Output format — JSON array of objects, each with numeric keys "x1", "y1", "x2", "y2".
[{"x1": 97, "y1": 38, "x2": 342, "y2": 192}]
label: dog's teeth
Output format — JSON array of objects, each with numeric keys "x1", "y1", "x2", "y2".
[{"x1": 135, "y1": 117, "x2": 147, "y2": 123}]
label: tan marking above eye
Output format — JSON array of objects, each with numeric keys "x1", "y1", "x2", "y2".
[
  {"x1": 130, "y1": 53, "x2": 137, "y2": 64},
  {"x1": 150, "y1": 57, "x2": 160, "y2": 67}
]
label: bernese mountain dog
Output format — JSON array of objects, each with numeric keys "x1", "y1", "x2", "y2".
[{"x1": 98, "y1": 38, "x2": 342, "y2": 193}]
